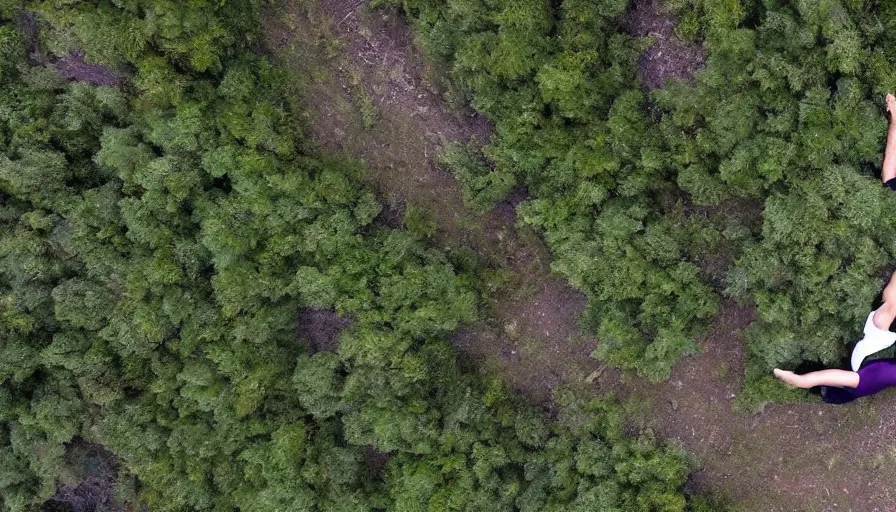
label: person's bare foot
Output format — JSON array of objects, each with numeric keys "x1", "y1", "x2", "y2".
[
  {"x1": 773, "y1": 368, "x2": 803, "y2": 387},
  {"x1": 887, "y1": 93, "x2": 896, "y2": 120}
]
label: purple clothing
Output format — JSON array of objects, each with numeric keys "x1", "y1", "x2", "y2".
[{"x1": 821, "y1": 358, "x2": 896, "y2": 404}]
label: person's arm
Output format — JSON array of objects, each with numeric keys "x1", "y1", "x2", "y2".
[
  {"x1": 883, "y1": 271, "x2": 896, "y2": 303},
  {"x1": 874, "y1": 271, "x2": 896, "y2": 330},
  {"x1": 883, "y1": 93, "x2": 896, "y2": 184}
]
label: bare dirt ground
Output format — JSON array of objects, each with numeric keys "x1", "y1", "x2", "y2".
[
  {"x1": 296, "y1": 307, "x2": 352, "y2": 352},
  {"x1": 619, "y1": 0, "x2": 706, "y2": 89},
  {"x1": 46, "y1": 443, "x2": 120, "y2": 512},
  {"x1": 263, "y1": 1, "x2": 896, "y2": 510},
  {"x1": 54, "y1": 52, "x2": 123, "y2": 87}
]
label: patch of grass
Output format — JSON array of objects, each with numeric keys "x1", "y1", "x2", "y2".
[
  {"x1": 712, "y1": 362, "x2": 729, "y2": 379},
  {"x1": 444, "y1": 247, "x2": 524, "y2": 315},
  {"x1": 868, "y1": 445, "x2": 896, "y2": 471},
  {"x1": 438, "y1": 141, "x2": 514, "y2": 212},
  {"x1": 279, "y1": 11, "x2": 302, "y2": 32},
  {"x1": 482, "y1": 268, "x2": 516, "y2": 301},
  {"x1": 348, "y1": 68, "x2": 379, "y2": 129},
  {"x1": 842, "y1": 400, "x2": 878, "y2": 430},
  {"x1": 503, "y1": 320, "x2": 519, "y2": 341},
  {"x1": 453, "y1": 211, "x2": 483, "y2": 235},
  {"x1": 826, "y1": 453, "x2": 841, "y2": 470},
  {"x1": 310, "y1": 65, "x2": 330, "y2": 85},
  {"x1": 484, "y1": 267, "x2": 515, "y2": 291},
  {"x1": 622, "y1": 391, "x2": 661, "y2": 431},
  {"x1": 403, "y1": 203, "x2": 436, "y2": 239},
  {"x1": 412, "y1": 34, "x2": 472, "y2": 118},
  {"x1": 520, "y1": 337, "x2": 541, "y2": 357},
  {"x1": 515, "y1": 225, "x2": 552, "y2": 272},
  {"x1": 732, "y1": 374, "x2": 817, "y2": 414},
  {"x1": 811, "y1": 412, "x2": 829, "y2": 435}
]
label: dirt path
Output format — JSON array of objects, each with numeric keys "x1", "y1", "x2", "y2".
[
  {"x1": 263, "y1": 0, "x2": 598, "y2": 407},
  {"x1": 262, "y1": 1, "x2": 896, "y2": 510}
]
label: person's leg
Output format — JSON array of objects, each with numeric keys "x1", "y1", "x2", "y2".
[
  {"x1": 773, "y1": 368, "x2": 859, "y2": 389},
  {"x1": 882, "y1": 93, "x2": 896, "y2": 184}
]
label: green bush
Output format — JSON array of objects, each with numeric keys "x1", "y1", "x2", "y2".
[{"x1": 439, "y1": 141, "x2": 514, "y2": 212}]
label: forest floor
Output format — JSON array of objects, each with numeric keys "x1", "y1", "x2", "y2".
[{"x1": 262, "y1": 1, "x2": 896, "y2": 510}]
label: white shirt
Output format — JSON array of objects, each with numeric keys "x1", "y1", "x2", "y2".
[{"x1": 850, "y1": 310, "x2": 896, "y2": 371}]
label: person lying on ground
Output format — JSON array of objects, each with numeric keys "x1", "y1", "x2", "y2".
[{"x1": 772, "y1": 94, "x2": 896, "y2": 404}]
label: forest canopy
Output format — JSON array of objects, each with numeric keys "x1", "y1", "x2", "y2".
[
  {"x1": 0, "y1": 0, "x2": 713, "y2": 510},
  {"x1": 6, "y1": 0, "x2": 891, "y2": 507}
]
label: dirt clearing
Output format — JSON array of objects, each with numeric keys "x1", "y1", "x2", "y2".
[{"x1": 620, "y1": 0, "x2": 706, "y2": 89}]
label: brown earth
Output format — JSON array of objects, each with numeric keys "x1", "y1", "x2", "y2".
[
  {"x1": 54, "y1": 52, "x2": 123, "y2": 87},
  {"x1": 296, "y1": 307, "x2": 352, "y2": 352},
  {"x1": 619, "y1": 0, "x2": 706, "y2": 90},
  {"x1": 453, "y1": 276, "x2": 595, "y2": 409},
  {"x1": 46, "y1": 443, "x2": 120, "y2": 512},
  {"x1": 263, "y1": 1, "x2": 896, "y2": 510}
]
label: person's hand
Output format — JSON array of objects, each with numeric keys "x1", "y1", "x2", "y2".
[{"x1": 887, "y1": 93, "x2": 896, "y2": 119}]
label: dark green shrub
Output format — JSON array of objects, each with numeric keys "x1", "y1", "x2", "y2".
[{"x1": 439, "y1": 141, "x2": 514, "y2": 212}]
